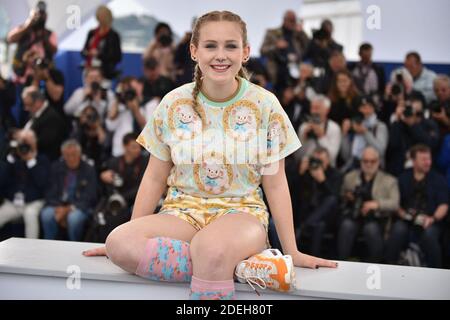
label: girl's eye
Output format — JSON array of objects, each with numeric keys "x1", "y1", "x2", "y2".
[
  {"x1": 226, "y1": 44, "x2": 238, "y2": 49},
  {"x1": 205, "y1": 44, "x2": 216, "y2": 49}
]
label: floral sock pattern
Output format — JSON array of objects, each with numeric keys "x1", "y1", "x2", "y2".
[{"x1": 135, "y1": 237, "x2": 192, "y2": 282}]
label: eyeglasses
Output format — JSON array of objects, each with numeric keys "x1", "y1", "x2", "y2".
[{"x1": 361, "y1": 159, "x2": 378, "y2": 164}]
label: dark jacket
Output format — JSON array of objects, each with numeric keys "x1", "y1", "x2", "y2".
[
  {"x1": 386, "y1": 119, "x2": 440, "y2": 176},
  {"x1": 82, "y1": 28, "x2": 122, "y2": 80},
  {"x1": 0, "y1": 154, "x2": 50, "y2": 203},
  {"x1": 45, "y1": 159, "x2": 97, "y2": 214},
  {"x1": 398, "y1": 169, "x2": 448, "y2": 216},
  {"x1": 30, "y1": 104, "x2": 67, "y2": 161},
  {"x1": 101, "y1": 154, "x2": 148, "y2": 206}
]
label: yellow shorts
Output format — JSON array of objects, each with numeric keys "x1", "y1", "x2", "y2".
[{"x1": 158, "y1": 186, "x2": 270, "y2": 245}]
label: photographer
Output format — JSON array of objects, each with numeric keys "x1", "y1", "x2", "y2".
[
  {"x1": 297, "y1": 95, "x2": 341, "y2": 167},
  {"x1": 303, "y1": 19, "x2": 343, "y2": 70},
  {"x1": 71, "y1": 106, "x2": 108, "y2": 171},
  {"x1": 350, "y1": 43, "x2": 385, "y2": 99},
  {"x1": 64, "y1": 67, "x2": 114, "y2": 121},
  {"x1": 292, "y1": 147, "x2": 342, "y2": 256},
  {"x1": 379, "y1": 68, "x2": 426, "y2": 124},
  {"x1": 0, "y1": 129, "x2": 50, "y2": 238},
  {"x1": 337, "y1": 147, "x2": 399, "y2": 263},
  {"x1": 340, "y1": 96, "x2": 388, "y2": 172},
  {"x1": 21, "y1": 86, "x2": 66, "y2": 161},
  {"x1": 100, "y1": 133, "x2": 147, "y2": 207},
  {"x1": 281, "y1": 63, "x2": 319, "y2": 131},
  {"x1": 82, "y1": 5, "x2": 122, "y2": 81},
  {"x1": 143, "y1": 22, "x2": 176, "y2": 81},
  {"x1": 429, "y1": 75, "x2": 450, "y2": 137},
  {"x1": 141, "y1": 58, "x2": 174, "y2": 106},
  {"x1": 386, "y1": 94, "x2": 440, "y2": 177},
  {"x1": 41, "y1": 140, "x2": 97, "y2": 241},
  {"x1": 404, "y1": 52, "x2": 437, "y2": 104},
  {"x1": 260, "y1": 10, "x2": 309, "y2": 92},
  {"x1": 106, "y1": 77, "x2": 147, "y2": 157},
  {"x1": 385, "y1": 144, "x2": 448, "y2": 268},
  {"x1": 7, "y1": 1, "x2": 57, "y2": 84}
]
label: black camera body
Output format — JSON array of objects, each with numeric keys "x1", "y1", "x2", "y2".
[
  {"x1": 34, "y1": 58, "x2": 49, "y2": 70},
  {"x1": 158, "y1": 34, "x2": 173, "y2": 48},
  {"x1": 309, "y1": 157, "x2": 323, "y2": 170},
  {"x1": 343, "y1": 185, "x2": 378, "y2": 220},
  {"x1": 351, "y1": 112, "x2": 365, "y2": 125},
  {"x1": 391, "y1": 72, "x2": 404, "y2": 96},
  {"x1": 430, "y1": 100, "x2": 450, "y2": 117},
  {"x1": 403, "y1": 105, "x2": 414, "y2": 118},
  {"x1": 116, "y1": 88, "x2": 137, "y2": 104},
  {"x1": 403, "y1": 208, "x2": 428, "y2": 227},
  {"x1": 9, "y1": 140, "x2": 32, "y2": 157}
]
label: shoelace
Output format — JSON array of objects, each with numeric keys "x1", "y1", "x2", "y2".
[{"x1": 235, "y1": 260, "x2": 271, "y2": 296}]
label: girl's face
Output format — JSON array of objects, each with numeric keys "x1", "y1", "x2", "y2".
[
  {"x1": 337, "y1": 74, "x2": 351, "y2": 94},
  {"x1": 190, "y1": 21, "x2": 249, "y2": 86}
]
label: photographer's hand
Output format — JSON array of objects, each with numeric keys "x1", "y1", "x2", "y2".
[
  {"x1": 432, "y1": 109, "x2": 450, "y2": 126},
  {"x1": 311, "y1": 123, "x2": 325, "y2": 138},
  {"x1": 298, "y1": 157, "x2": 309, "y2": 175},
  {"x1": 100, "y1": 170, "x2": 115, "y2": 184},
  {"x1": 361, "y1": 200, "x2": 379, "y2": 216},
  {"x1": 422, "y1": 215, "x2": 435, "y2": 229}
]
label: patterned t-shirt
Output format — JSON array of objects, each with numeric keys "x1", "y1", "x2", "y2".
[{"x1": 137, "y1": 77, "x2": 302, "y2": 198}]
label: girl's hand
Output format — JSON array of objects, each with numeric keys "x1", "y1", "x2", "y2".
[
  {"x1": 292, "y1": 251, "x2": 338, "y2": 269},
  {"x1": 82, "y1": 246, "x2": 107, "y2": 257}
]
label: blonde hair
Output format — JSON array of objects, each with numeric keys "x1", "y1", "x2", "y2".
[
  {"x1": 190, "y1": 11, "x2": 249, "y2": 124},
  {"x1": 96, "y1": 5, "x2": 113, "y2": 27}
]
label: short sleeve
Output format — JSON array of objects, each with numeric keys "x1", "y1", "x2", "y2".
[
  {"x1": 262, "y1": 94, "x2": 302, "y2": 165},
  {"x1": 136, "y1": 98, "x2": 171, "y2": 161}
]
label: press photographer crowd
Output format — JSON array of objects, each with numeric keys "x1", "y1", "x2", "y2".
[{"x1": 0, "y1": 3, "x2": 448, "y2": 269}]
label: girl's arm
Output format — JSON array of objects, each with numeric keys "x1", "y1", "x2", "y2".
[
  {"x1": 262, "y1": 158, "x2": 338, "y2": 269},
  {"x1": 131, "y1": 155, "x2": 173, "y2": 220}
]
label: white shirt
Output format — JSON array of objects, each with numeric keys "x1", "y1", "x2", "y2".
[{"x1": 64, "y1": 87, "x2": 115, "y2": 120}]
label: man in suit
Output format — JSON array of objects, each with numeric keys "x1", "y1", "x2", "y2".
[
  {"x1": 260, "y1": 10, "x2": 309, "y2": 92},
  {"x1": 40, "y1": 139, "x2": 97, "y2": 241},
  {"x1": 21, "y1": 86, "x2": 67, "y2": 161}
]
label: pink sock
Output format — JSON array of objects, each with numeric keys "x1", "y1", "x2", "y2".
[
  {"x1": 189, "y1": 276, "x2": 235, "y2": 300},
  {"x1": 135, "y1": 237, "x2": 192, "y2": 282}
]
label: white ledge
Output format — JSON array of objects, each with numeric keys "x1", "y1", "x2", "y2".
[{"x1": 0, "y1": 238, "x2": 449, "y2": 300}]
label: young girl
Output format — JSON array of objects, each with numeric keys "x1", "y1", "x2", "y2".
[{"x1": 83, "y1": 10, "x2": 337, "y2": 300}]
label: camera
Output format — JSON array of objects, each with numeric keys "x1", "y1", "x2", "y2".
[
  {"x1": 391, "y1": 73, "x2": 404, "y2": 96},
  {"x1": 403, "y1": 103, "x2": 414, "y2": 118},
  {"x1": 404, "y1": 208, "x2": 428, "y2": 227},
  {"x1": 85, "y1": 111, "x2": 99, "y2": 125},
  {"x1": 107, "y1": 193, "x2": 127, "y2": 216},
  {"x1": 112, "y1": 173, "x2": 124, "y2": 188},
  {"x1": 87, "y1": 81, "x2": 106, "y2": 101},
  {"x1": 158, "y1": 34, "x2": 173, "y2": 47},
  {"x1": 309, "y1": 157, "x2": 323, "y2": 170},
  {"x1": 34, "y1": 58, "x2": 49, "y2": 69},
  {"x1": 351, "y1": 111, "x2": 365, "y2": 125},
  {"x1": 9, "y1": 140, "x2": 32, "y2": 157},
  {"x1": 342, "y1": 185, "x2": 377, "y2": 220},
  {"x1": 430, "y1": 100, "x2": 450, "y2": 117},
  {"x1": 116, "y1": 87, "x2": 137, "y2": 104}
]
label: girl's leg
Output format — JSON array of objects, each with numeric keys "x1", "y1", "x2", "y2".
[
  {"x1": 105, "y1": 214, "x2": 197, "y2": 276},
  {"x1": 189, "y1": 213, "x2": 267, "y2": 299}
]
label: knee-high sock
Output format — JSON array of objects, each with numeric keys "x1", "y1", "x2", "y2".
[
  {"x1": 135, "y1": 237, "x2": 192, "y2": 282},
  {"x1": 189, "y1": 276, "x2": 235, "y2": 300}
]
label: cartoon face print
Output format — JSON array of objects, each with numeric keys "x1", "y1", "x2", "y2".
[
  {"x1": 224, "y1": 101, "x2": 261, "y2": 142},
  {"x1": 267, "y1": 114, "x2": 287, "y2": 155},
  {"x1": 168, "y1": 99, "x2": 205, "y2": 140},
  {"x1": 202, "y1": 162, "x2": 230, "y2": 194},
  {"x1": 193, "y1": 152, "x2": 233, "y2": 195}
]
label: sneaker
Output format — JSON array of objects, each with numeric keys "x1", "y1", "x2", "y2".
[{"x1": 235, "y1": 248, "x2": 296, "y2": 294}]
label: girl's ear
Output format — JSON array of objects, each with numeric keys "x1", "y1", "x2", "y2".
[
  {"x1": 243, "y1": 45, "x2": 251, "y2": 63},
  {"x1": 190, "y1": 43, "x2": 198, "y2": 60}
]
